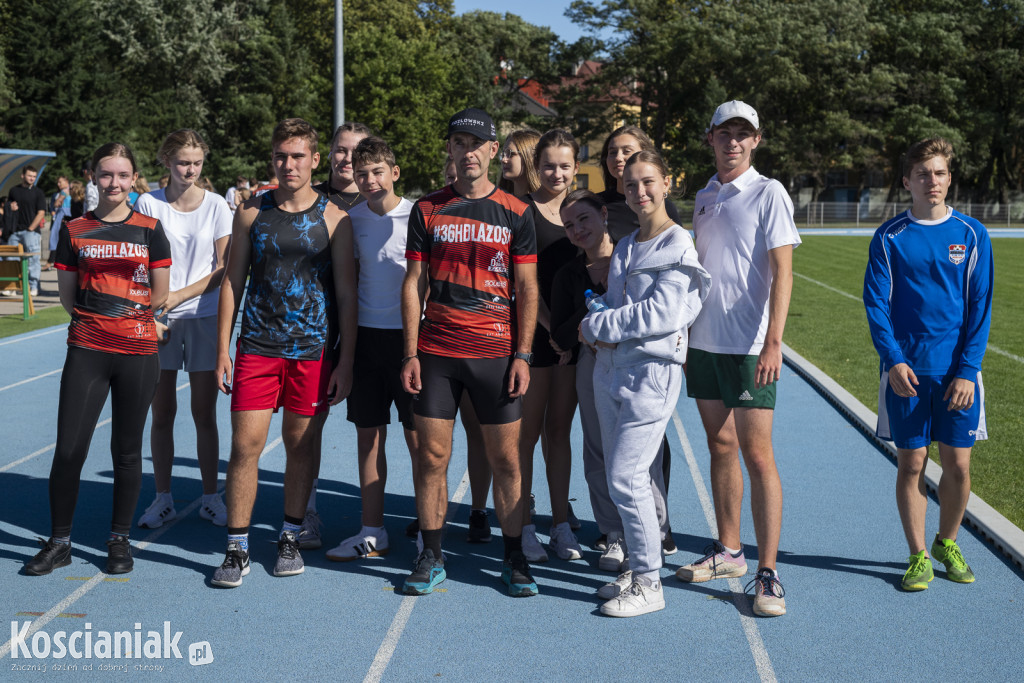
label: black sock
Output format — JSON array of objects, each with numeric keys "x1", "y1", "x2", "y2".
[
  {"x1": 283, "y1": 514, "x2": 304, "y2": 527},
  {"x1": 227, "y1": 526, "x2": 249, "y2": 536},
  {"x1": 503, "y1": 534, "x2": 522, "y2": 561},
  {"x1": 421, "y1": 528, "x2": 443, "y2": 558}
]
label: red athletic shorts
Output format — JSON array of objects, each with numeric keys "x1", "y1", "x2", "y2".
[{"x1": 230, "y1": 347, "x2": 334, "y2": 416}]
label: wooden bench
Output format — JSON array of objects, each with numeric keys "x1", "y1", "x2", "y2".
[{"x1": 0, "y1": 244, "x2": 36, "y2": 319}]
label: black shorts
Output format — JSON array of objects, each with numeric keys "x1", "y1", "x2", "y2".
[
  {"x1": 347, "y1": 327, "x2": 414, "y2": 430},
  {"x1": 414, "y1": 352, "x2": 521, "y2": 425}
]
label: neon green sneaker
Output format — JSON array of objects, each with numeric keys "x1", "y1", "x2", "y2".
[
  {"x1": 930, "y1": 536, "x2": 975, "y2": 583},
  {"x1": 901, "y1": 551, "x2": 934, "y2": 591}
]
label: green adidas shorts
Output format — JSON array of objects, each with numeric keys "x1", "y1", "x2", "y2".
[{"x1": 685, "y1": 348, "x2": 776, "y2": 409}]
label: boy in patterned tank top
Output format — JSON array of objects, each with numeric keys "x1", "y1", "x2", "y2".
[{"x1": 209, "y1": 118, "x2": 358, "y2": 588}]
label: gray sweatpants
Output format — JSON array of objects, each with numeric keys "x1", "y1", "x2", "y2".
[
  {"x1": 578, "y1": 347, "x2": 671, "y2": 538},
  {"x1": 594, "y1": 356, "x2": 681, "y2": 579}
]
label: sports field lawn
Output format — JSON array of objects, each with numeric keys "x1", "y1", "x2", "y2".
[
  {"x1": 786, "y1": 235, "x2": 1024, "y2": 529},
  {"x1": 0, "y1": 305, "x2": 69, "y2": 338}
]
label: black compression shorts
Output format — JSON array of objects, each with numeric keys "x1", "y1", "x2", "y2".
[{"x1": 413, "y1": 352, "x2": 522, "y2": 425}]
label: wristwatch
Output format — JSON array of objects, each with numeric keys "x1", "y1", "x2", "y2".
[{"x1": 513, "y1": 351, "x2": 534, "y2": 365}]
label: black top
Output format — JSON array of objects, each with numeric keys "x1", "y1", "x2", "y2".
[
  {"x1": 550, "y1": 253, "x2": 607, "y2": 355},
  {"x1": 9, "y1": 184, "x2": 47, "y2": 231},
  {"x1": 313, "y1": 179, "x2": 365, "y2": 212},
  {"x1": 597, "y1": 188, "x2": 681, "y2": 242},
  {"x1": 525, "y1": 196, "x2": 579, "y2": 308}
]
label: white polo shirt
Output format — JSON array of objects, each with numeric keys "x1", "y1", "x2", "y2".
[
  {"x1": 349, "y1": 197, "x2": 413, "y2": 329},
  {"x1": 134, "y1": 188, "x2": 234, "y2": 319},
  {"x1": 689, "y1": 166, "x2": 800, "y2": 355}
]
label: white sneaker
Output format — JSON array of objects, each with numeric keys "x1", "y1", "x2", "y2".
[
  {"x1": 549, "y1": 522, "x2": 583, "y2": 561},
  {"x1": 522, "y1": 524, "x2": 548, "y2": 563},
  {"x1": 137, "y1": 494, "x2": 176, "y2": 528},
  {"x1": 326, "y1": 528, "x2": 389, "y2": 561},
  {"x1": 199, "y1": 494, "x2": 228, "y2": 526},
  {"x1": 597, "y1": 570, "x2": 633, "y2": 599},
  {"x1": 599, "y1": 530, "x2": 627, "y2": 572},
  {"x1": 0, "y1": 289, "x2": 16, "y2": 297},
  {"x1": 297, "y1": 510, "x2": 322, "y2": 549},
  {"x1": 29, "y1": 287, "x2": 38, "y2": 297},
  {"x1": 600, "y1": 576, "x2": 665, "y2": 617}
]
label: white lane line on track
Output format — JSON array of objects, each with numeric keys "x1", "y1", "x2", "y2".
[
  {"x1": 364, "y1": 469, "x2": 471, "y2": 683},
  {"x1": 0, "y1": 436, "x2": 284, "y2": 659},
  {"x1": 0, "y1": 368, "x2": 61, "y2": 393},
  {"x1": 0, "y1": 328, "x2": 63, "y2": 347},
  {"x1": 0, "y1": 418, "x2": 112, "y2": 473},
  {"x1": 672, "y1": 410, "x2": 777, "y2": 683},
  {"x1": 794, "y1": 271, "x2": 1023, "y2": 365}
]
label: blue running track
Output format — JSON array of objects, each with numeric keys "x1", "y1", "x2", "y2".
[{"x1": 1, "y1": 325, "x2": 1022, "y2": 680}]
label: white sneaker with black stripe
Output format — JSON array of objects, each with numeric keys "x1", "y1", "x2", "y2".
[
  {"x1": 199, "y1": 493, "x2": 228, "y2": 526},
  {"x1": 137, "y1": 493, "x2": 176, "y2": 529},
  {"x1": 326, "y1": 528, "x2": 390, "y2": 561}
]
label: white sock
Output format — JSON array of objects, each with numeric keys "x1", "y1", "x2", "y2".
[
  {"x1": 202, "y1": 493, "x2": 220, "y2": 504},
  {"x1": 360, "y1": 525, "x2": 385, "y2": 537},
  {"x1": 722, "y1": 544, "x2": 741, "y2": 556}
]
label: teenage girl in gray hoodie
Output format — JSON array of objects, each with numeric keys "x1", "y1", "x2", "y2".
[{"x1": 580, "y1": 150, "x2": 711, "y2": 617}]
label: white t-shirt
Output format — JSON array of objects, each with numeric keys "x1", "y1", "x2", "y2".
[
  {"x1": 134, "y1": 188, "x2": 234, "y2": 319},
  {"x1": 225, "y1": 186, "x2": 238, "y2": 211},
  {"x1": 689, "y1": 167, "x2": 801, "y2": 355},
  {"x1": 349, "y1": 197, "x2": 412, "y2": 329}
]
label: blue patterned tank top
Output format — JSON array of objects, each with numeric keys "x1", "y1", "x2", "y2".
[{"x1": 239, "y1": 193, "x2": 336, "y2": 359}]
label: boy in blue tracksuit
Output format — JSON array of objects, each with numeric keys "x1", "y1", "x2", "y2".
[{"x1": 863, "y1": 137, "x2": 994, "y2": 591}]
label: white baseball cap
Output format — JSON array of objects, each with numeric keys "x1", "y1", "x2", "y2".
[{"x1": 709, "y1": 100, "x2": 760, "y2": 131}]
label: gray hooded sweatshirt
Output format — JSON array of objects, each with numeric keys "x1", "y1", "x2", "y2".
[{"x1": 580, "y1": 224, "x2": 711, "y2": 366}]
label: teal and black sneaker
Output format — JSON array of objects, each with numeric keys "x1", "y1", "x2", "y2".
[
  {"x1": 501, "y1": 550, "x2": 539, "y2": 597},
  {"x1": 901, "y1": 550, "x2": 934, "y2": 591},
  {"x1": 931, "y1": 535, "x2": 975, "y2": 584},
  {"x1": 403, "y1": 549, "x2": 446, "y2": 595}
]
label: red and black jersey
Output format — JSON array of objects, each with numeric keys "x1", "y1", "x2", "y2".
[
  {"x1": 54, "y1": 211, "x2": 172, "y2": 355},
  {"x1": 406, "y1": 185, "x2": 537, "y2": 359}
]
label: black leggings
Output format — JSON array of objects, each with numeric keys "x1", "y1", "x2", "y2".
[{"x1": 50, "y1": 346, "x2": 160, "y2": 537}]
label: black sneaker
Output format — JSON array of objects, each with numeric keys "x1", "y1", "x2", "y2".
[
  {"x1": 403, "y1": 549, "x2": 446, "y2": 595},
  {"x1": 501, "y1": 550, "x2": 539, "y2": 597},
  {"x1": 273, "y1": 531, "x2": 304, "y2": 577},
  {"x1": 466, "y1": 510, "x2": 492, "y2": 543},
  {"x1": 662, "y1": 528, "x2": 678, "y2": 556},
  {"x1": 105, "y1": 535, "x2": 133, "y2": 574},
  {"x1": 593, "y1": 533, "x2": 608, "y2": 551},
  {"x1": 211, "y1": 541, "x2": 250, "y2": 588},
  {"x1": 405, "y1": 518, "x2": 420, "y2": 539},
  {"x1": 25, "y1": 538, "x2": 72, "y2": 576}
]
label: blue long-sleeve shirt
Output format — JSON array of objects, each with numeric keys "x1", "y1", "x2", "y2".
[{"x1": 863, "y1": 208, "x2": 993, "y2": 380}]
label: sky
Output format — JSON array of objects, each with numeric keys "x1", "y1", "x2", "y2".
[{"x1": 453, "y1": 0, "x2": 591, "y2": 43}]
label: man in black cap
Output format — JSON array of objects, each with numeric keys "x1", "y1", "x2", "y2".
[{"x1": 399, "y1": 107, "x2": 541, "y2": 597}]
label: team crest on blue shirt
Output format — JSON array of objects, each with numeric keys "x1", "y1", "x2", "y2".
[{"x1": 948, "y1": 244, "x2": 966, "y2": 265}]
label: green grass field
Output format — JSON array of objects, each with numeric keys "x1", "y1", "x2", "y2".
[
  {"x1": 0, "y1": 305, "x2": 69, "y2": 338},
  {"x1": 786, "y1": 235, "x2": 1024, "y2": 530}
]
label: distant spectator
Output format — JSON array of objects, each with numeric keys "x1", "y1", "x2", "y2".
[
  {"x1": 225, "y1": 175, "x2": 249, "y2": 212},
  {"x1": 45, "y1": 176, "x2": 71, "y2": 268},
  {"x1": 3, "y1": 165, "x2": 47, "y2": 297},
  {"x1": 68, "y1": 181, "x2": 86, "y2": 219},
  {"x1": 159, "y1": 175, "x2": 170, "y2": 189},
  {"x1": 81, "y1": 161, "x2": 99, "y2": 212}
]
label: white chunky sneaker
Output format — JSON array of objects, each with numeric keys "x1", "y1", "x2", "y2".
[
  {"x1": 597, "y1": 570, "x2": 633, "y2": 599},
  {"x1": 549, "y1": 522, "x2": 583, "y2": 561},
  {"x1": 137, "y1": 493, "x2": 176, "y2": 529},
  {"x1": 199, "y1": 494, "x2": 228, "y2": 526},
  {"x1": 600, "y1": 575, "x2": 665, "y2": 617},
  {"x1": 522, "y1": 524, "x2": 548, "y2": 563},
  {"x1": 599, "y1": 530, "x2": 627, "y2": 572},
  {"x1": 326, "y1": 528, "x2": 390, "y2": 561}
]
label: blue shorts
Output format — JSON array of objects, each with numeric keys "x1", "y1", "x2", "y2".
[{"x1": 879, "y1": 373, "x2": 985, "y2": 449}]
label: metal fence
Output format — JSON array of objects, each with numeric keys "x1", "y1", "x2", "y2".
[{"x1": 795, "y1": 201, "x2": 1024, "y2": 229}]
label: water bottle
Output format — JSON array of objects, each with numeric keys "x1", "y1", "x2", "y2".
[{"x1": 584, "y1": 289, "x2": 608, "y2": 312}]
